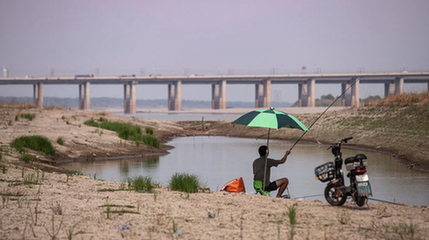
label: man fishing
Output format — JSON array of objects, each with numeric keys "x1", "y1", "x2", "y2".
[{"x1": 253, "y1": 145, "x2": 290, "y2": 198}]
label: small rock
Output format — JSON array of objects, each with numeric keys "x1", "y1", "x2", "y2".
[
  {"x1": 173, "y1": 230, "x2": 181, "y2": 238},
  {"x1": 208, "y1": 211, "x2": 216, "y2": 218}
]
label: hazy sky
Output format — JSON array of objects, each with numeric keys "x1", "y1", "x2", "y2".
[{"x1": 1, "y1": 0, "x2": 428, "y2": 103}]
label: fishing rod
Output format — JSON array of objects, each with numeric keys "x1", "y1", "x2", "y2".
[{"x1": 288, "y1": 79, "x2": 358, "y2": 152}]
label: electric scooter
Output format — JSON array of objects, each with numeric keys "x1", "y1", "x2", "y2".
[{"x1": 314, "y1": 137, "x2": 372, "y2": 207}]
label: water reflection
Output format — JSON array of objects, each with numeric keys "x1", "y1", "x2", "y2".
[{"x1": 60, "y1": 136, "x2": 429, "y2": 206}]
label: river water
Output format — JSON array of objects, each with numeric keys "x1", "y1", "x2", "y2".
[{"x1": 61, "y1": 136, "x2": 429, "y2": 207}]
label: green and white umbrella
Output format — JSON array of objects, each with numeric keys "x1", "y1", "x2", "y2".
[
  {"x1": 232, "y1": 107, "x2": 308, "y2": 146},
  {"x1": 232, "y1": 107, "x2": 308, "y2": 131}
]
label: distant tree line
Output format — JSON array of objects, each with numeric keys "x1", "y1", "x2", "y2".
[{"x1": 291, "y1": 94, "x2": 382, "y2": 107}]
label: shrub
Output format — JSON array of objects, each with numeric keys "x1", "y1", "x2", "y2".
[
  {"x1": 11, "y1": 135, "x2": 55, "y2": 155},
  {"x1": 169, "y1": 173, "x2": 200, "y2": 193},
  {"x1": 128, "y1": 176, "x2": 155, "y2": 192},
  {"x1": 20, "y1": 113, "x2": 36, "y2": 121}
]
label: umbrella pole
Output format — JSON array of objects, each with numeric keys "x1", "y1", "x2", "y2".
[
  {"x1": 263, "y1": 128, "x2": 271, "y2": 191},
  {"x1": 266, "y1": 128, "x2": 270, "y2": 147}
]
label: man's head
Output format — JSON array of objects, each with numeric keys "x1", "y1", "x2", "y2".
[{"x1": 258, "y1": 145, "x2": 269, "y2": 157}]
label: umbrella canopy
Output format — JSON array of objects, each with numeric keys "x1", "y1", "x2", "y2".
[{"x1": 232, "y1": 108, "x2": 308, "y2": 131}]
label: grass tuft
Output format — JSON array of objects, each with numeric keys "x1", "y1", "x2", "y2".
[
  {"x1": 56, "y1": 137, "x2": 65, "y2": 145},
  {"x1": 20, "y1": 154, "x2": 36, "y2": 163},
  {"x1": 84, "y1": 118, "x2": 159, "y2": 148},
  {"x1": 20, "y1": 113, "x2": 36, "y2": 121},
  {"x1": 11, "y1": 135, "x2": 55, "y2": 155},
  {"x1": 169, "y1": 172, "x2": 200, "y2": 193},
  {"x1": 145, "y1": 127, "x2": 154, "y2": 135},
  {"x1": 127, "y1": 176, "x2": 155, "y2": 192}
]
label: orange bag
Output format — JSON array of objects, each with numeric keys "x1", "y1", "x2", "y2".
[{"x1": 221, "y1": 177, "x2": 246, "y2": 193}]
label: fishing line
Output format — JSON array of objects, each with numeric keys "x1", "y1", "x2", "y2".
[
  {"x1": 368, "y1": 197, "x2": 403, "y2": 205},
  {"x1": 288, "y1": 79, "x2": 358, "y2": 152},
  {"x1": 291, "y1": 194, "x2": 323, "y2": 199}
]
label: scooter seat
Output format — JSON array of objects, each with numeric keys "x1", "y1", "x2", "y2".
[
  {"x1": 345, "y1": 156, "x2": 356, "y2": 164},
  {"x1": 355, "y1": 154, "x2": 367, "y2": 161}
]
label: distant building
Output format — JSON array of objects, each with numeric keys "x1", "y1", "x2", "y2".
[{"x1": 3, "y1": 66, "x2": 8, "y2": 78}]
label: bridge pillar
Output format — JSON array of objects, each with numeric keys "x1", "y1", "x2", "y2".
[
  {"x1": 395, "y1": 77, "x2": 404, "y2": 94},
  {"x1": 341, "y1": 83, "x2": 352, "y2": 106},
  {"x1": 168, "y1": 81, "x2": 182, "y2": 111},
  {"x1": 298, "y1": 79, "x2": 315, "y2": 107},
  {"x1": 351, "y1": 78, "x2": 360, "y2": 107},
  {"x1": 384, "y1": 81, "x2": 395, "y2": 97},
  {"x1": 307, "y1": 79, "x2": 315, "y2": 107},
  {"x1": 33, "y1": 82, "x2": 43, "y2": 108},
  {"x1": 298, "y1": 83, "x2": 307, "y2": 107},
  {"x1": 255, "y1": 79, "x2": 271, "y2": 108},
  {"x1": 79, "y1": 82, "x2": 91, "y2": 110},
  {"x1": 124, "y1": 81, "x2": 136, "y2": 114},
  {"x1": 212, "y1": 80, "x2": 226, "y2": 109}
]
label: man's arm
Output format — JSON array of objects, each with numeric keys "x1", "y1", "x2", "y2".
[{"x1": 279, "y1": 150, "x2": 291, "y2": 164}]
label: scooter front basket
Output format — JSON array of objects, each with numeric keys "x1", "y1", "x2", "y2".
[{"x1": 315, "y1": 162, "x2": 335, "y2": 182}]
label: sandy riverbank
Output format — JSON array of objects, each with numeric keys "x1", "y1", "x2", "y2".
[{"x1": 0, "y1": 104, "x2": 428, "y2": 239}]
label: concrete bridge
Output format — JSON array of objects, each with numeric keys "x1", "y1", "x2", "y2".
[{"x1": 1, "y1": 71, "x2": 429, "y2": 114}]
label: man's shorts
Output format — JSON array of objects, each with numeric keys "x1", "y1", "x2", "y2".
[{"x1": 263, "y1": 181, "x2": 278, "y2": 191}]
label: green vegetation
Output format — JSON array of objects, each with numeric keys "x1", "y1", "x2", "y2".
[
  {"x1": 11, "y1": 135, "x2": 55, "y2": 155},
  {"x1": 127, "y1": 176, "x2": 155, "y2": 192},
  {"x1": 99, "y1": 204, "x2": 139, "y2": 218},
  {"x1": 169, "y1": 172, "x2": 200, "y2": 193},
  {"x1": 20, "y1": 113, "x2": 36, "y2": 121},
  {"x1": 20, "y1": 154, "x2": 36, "y2": 163},
  {"x1": 145, "y1": 127, "x2": 154, "y2": 135},
  {"x1": 142, "y1": 135, "x2": 159, "y2": 148},
  {"x1": 288, "y1": 203, "x2": 298, "y2": 240},
  {"x1": 84, "y1": 118, "x2": 159, "y2": 148},
  {"x1": 288, "y1": 203, "x2": 297, "y2": 225},
  {"x1": 56, "y1": 137, "x2": 65, "y2": 145}
]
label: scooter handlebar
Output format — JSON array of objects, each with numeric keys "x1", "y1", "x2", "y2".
[{"x1": 341, "y1": 137, "x2": 353, "y2": 143}]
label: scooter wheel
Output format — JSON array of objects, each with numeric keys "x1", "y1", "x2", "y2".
[
  {"x1": 325, "y1": 184, "x2": 347, "y2": 206},
  {"x1": 355, "y1": 196, "x2": 366, "y2": 207}
]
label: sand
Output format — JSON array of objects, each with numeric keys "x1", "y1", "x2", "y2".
[{"x1": 0, "y1": 105, "x2": 428, "y2": 239}]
